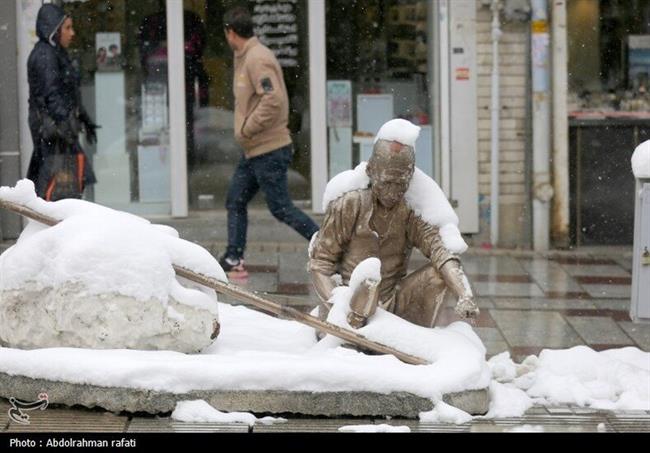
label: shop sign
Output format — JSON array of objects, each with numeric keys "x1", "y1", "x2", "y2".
[
  {"x1": 455, "y1": 67, "x2": 470, "y2": 81},
  {"x1": 252, "y1": 0, "x2": 299, "y2": 68}
]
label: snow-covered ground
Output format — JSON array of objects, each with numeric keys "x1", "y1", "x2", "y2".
[{"x1": 0, "y1": 176, "x2": 648, "y2": 425}]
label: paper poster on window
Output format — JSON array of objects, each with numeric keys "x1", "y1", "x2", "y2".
[
  {"x1": 629, "y1": 35, "x2": 650, "y2": 92},
  {"x1": 96, "y1": 32, "x2": 122, "y2": 71},
  {"x1": 252, "y1": 0, "x2": 299, "y2": 67},
  {"x1": 327, "y1": 80, "x2": 352, "y2": 128}
]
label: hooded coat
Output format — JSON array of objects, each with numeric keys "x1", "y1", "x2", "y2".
[{"x1": 26, "y1": 4, "x2": 96, "y2": 199}]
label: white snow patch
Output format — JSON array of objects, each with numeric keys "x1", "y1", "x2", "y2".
[
  {"x1": 0, "y1": 179, "x2": 224, "y2": 313},
  {"x1": 322, "y1": 163, "x2": 467, "y2": 253},
  {"x1": 257, "y1": 416, "x2": 288, "y2": 425},
  {"x1": 490, "y1": 346, "x2": 650, "y2": 415},
  {"x1": 488, "y1": 351, "x2": 518, "y2": 383},
  {"x1": 597, "y1": 423, "x2": 607, "y2": 432},
  {"x1": 339, "y1": 424, "x2": 410, "y2": 433},
  {"x1": 171, "y1": 400, "x2": 256, "y2": 426},
  {"x1": 0, "y1": 296, "x2": 489, "y2": 401},
  {"x1": 374, "y1": 118, "x2": 421, "y2": 147},
  {"x1": 505, "y1": 425, "x2": 545, "y2": 433},
  {"x1": 632, "y1": 140, "x2": 650, "y2": 178},
  {"x1": 484, "y1": 382, "x2": 533, "y2": 419},
  {"x1": 419, "y1": 401, "x2": 473, "y2": 425},
  {"x1": 348, "y1": 257, "x2": 381, "y2": 291}
]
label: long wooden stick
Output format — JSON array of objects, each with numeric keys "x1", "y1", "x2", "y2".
[{"x1": 0, "y1": 199, "x2": 428, "y2": 366}]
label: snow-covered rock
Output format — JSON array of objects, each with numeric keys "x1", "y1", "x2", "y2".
[
  {"x1": 0, "y1": 283, "x2": 218, "y2": 353},
  {"x1": 0, "y1": 180, "x2": 221, "y2": 353}
]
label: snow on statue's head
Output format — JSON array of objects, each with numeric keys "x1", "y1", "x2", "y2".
[{"x1": 366, "y1": 119, "x2": 419, "y2": 209}]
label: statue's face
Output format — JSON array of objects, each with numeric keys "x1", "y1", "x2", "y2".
[
  {"x1": 367, "y1": 140, "x2": 414, "y2": 209},
  {"x1": 370, "y1": 168, "x2": 410, "y2": 209}
]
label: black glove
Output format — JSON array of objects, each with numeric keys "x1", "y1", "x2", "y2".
[{"x1": 84, "y1": 122, "x2": 100, "y2": 145}]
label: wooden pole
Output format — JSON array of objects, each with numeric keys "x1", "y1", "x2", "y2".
[{"x1": 0, "y1": 199, "x2": 429, "y2": 366}]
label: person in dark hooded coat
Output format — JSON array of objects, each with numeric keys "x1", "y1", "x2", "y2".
[{"x1": 26, "y1": 3, "x2": 97, "y2": 200}]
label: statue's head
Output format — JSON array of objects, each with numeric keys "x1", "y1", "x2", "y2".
[{"x1": 366, "y1": 139, "x2": 415, "y2": 209}]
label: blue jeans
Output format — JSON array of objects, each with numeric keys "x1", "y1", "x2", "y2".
[{"x1": 225, "y1": 145, "x2": 320, "y2": 259}]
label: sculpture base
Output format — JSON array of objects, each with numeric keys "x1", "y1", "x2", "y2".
[{"x1": 0, "y1": 372, "x2": 489, "y2": 418}]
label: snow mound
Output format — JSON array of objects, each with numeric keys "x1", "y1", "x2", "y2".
[
  {"x1": 374, "y1": 118, "x2": 421, "y2": 147},
  {"x1": 316, "y1": 258, "x2": 490, "y2": 397},
  {"x1": 339, "y1": 424, "x2": 410, "y2": 433},
  {"x1": 0, "y1": 179, "x2": 222, "y2": 352},
  {"x1": 322, "y1": 163, "x2": 467, "y2": 254},
  {"x1": 485, "y1": 347, "x2": 650, "y2": 416},
  {"x1": 632, "y1": 140, "x2": 650, "y2": 178},
  {"x1": 419, "y1": 401, "x2": 473, "y2": 425},
  {"x1": 172, "y1": 400, "x2": 256, "y2": 425}
]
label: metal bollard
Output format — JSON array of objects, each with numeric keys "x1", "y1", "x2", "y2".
[{"x1": 630, "y1": 141, "x2": 650, "y2": 323}]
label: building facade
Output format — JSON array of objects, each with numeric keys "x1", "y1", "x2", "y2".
[{"x1": 1, "y1": 0, "x2": 645, "y2": 249}]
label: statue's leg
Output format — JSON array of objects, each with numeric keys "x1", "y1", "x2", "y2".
[{"x1": 393, "y1": 264, "x2": 447, "y2": 328}]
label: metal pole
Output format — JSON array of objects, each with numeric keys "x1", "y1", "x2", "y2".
[
  {"x1": 490, "y1": 0, "x2": 502, "y2": 247},
  {"x1": 309, "y1": 0, "x2": 328, "y2": 213},
  {"x1": 551, "y1": 0, "x2": 570, "y2": 248},
  {"x1": 531, "y1": 0, "x2": 553, "y2": 251},
  {"x1": 167, "y1": 0, "x2": 188, "y2": 218}
]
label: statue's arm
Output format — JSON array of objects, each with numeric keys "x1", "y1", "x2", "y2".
[
  {"x1": 408, "y1": 215, "x2": 479, "y2": 319},
  {"x1": 309, "y1": 195, "x2": 358, "y2": 303}
]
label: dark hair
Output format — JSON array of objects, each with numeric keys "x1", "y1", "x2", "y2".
[{"x1": 224, "y1": 7, "x2": 254, "y2": 39}]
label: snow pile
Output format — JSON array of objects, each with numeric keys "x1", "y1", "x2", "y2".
[
  {"x1": 0, "y1": 297, "x2": 490, "y2": 404},
  {"x1": 171, "y1": 400, "x2": 286, "y2": 426},
  {"x1": 373, "y1": 118, "x2": 421, "y2": 147},
  {"x1": 484, "y1": 347, "x2": 650, "y2": 416},
  {"x1": 632, "y1": 140, "x2": 650, "y2": 178},
  {"x1": 505, "y1": 425, "x2": 545, "y2": 433},
  {"x1": 0, "y1": 179, "x2": 222, "y2": 352},
  {"x1": 419, "y1": 401, "x2": 474, "y2": 425},
  {"x1": 339, "y1": 424, "x2": 410, "y2": 433},
  {"x1": 316, "y1": 258, "x2": 491, "y2": 399},
  {"x1": 322, "y1": 163, "x2": 467, "y2": 254},
  {"x1": 172, "y1": 400, "x2": 257, "y2": 425}
]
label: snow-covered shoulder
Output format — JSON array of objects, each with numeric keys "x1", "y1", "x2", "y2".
[
  {"x1": 322, "y1": 164, "x2": 467, "y2": 254},
  {"x1": 632, "y1": 140, "x2": 650, "y2": 178}
]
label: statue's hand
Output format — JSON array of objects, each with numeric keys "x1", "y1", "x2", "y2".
[{"x1": 454, "y1": 296, "x2": 480, "y2": 320}]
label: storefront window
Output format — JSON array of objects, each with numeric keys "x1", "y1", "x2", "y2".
[
  {"x1": 185, "y1": 0, "x2": 311, "y2": 209},
  {"x1": 568, "y1": 0, "x2": 650, "y2": 112},
  {"x1": 567, "y1": 0, "x2": 650, "y2": 245},
  {"x1": 326, "y1": 0, "x2": 435, "y2": 178},
  {"x1": 63, "y1": 0, "x2": 172, "y2": 215}
]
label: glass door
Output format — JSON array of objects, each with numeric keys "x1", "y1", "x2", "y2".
[
  {"x1": 183, "y1": 0, "x2": 312, "y2": 210},
  {"x1": 63, "y1": 0, "x2": 172, "y2": 216},
  {"x1": 325, "y1": 0, "x2": 436, "y2": 179}
]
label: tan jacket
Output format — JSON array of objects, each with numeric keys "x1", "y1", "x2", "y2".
[
  {"x1": 233, "y1": 37, "x2": 292, "y2": 158},
  {"x1": 309, "y1": 189, "x2": 459, "y2": 304}
]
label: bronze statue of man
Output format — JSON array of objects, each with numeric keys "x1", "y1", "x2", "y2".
[{"x1": 309, "y1": 138, "x2": 479, "y2": 329}]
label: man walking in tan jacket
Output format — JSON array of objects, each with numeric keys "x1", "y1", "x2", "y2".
[{"x1": 220, "y1": 7, "x2": 319, "y2": 277}]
